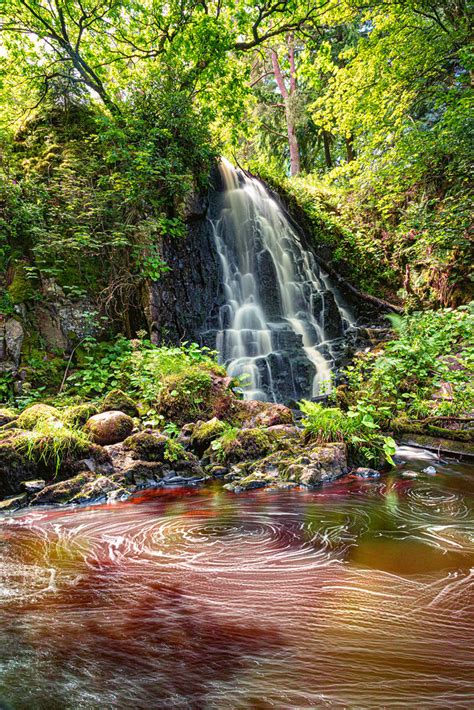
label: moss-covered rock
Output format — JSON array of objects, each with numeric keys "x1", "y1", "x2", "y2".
[
  {"x1": 85, "y1": 411, "x2": 134, "y2": 445},
  {"x1": 0, "y1": 407, "x2": 18, "y2": 427},
  {"x1": 0, "y1": 432, "x2": 39, "y2": 497},
  {"x1": 30, "y1": 471, "x2": 96, "y2": 505},
  {"x1": 123, "y1": 430, "x2": 169, "y2": 461},
  {"x1": 7, "y1": 262, "x2": 32, "y2": 304},
  {"x1": 218, "y1": 428, "x2": 276, "y2": 465},
  {"x1": 224, "y1": 442, "x2": 348, "y2": 492},
  {"x1": 61, "y1": 402, "x2": 98, "y2": 427},
  {"x1": 16, "y1": 403, "x2": 61, "y2": 430},
  {"x1": 101, "y1": 389, "x2": 138, "y2": 418},
  {"x1": 190, "y1": 417, "x2": 227, "y2": 456}
]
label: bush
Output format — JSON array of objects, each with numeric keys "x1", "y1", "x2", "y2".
[
  {"x1": 344, "y1": 304, "x2": 474, "y2": 422},
  {"x1": 299, "y1": 400, "x2": 396, "y2": 466}
]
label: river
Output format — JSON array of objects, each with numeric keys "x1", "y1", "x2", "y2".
[{"x1": 0, "y1": 446, "x2": 473, "y2": 709}]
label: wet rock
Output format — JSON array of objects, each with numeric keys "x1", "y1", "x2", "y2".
[
  {"x1": 296, "y1": 444, "x2": 348, "y2": 487},
  {"x1": 352, "y1": 467, "x2": 381, "y2": 479},
  {"x1": 85, "y1": 411, "x2": 133, "y2": 445},
  {"x1": 422, "y1": 465, "x2": 437, "y2": 475},
  {"x1": 0, "y1": 493, "x2": 28, "y2": 511},
  {"x1": 101, "y1": 389, "x2": 138, "y2": 418},
  {"x1": 16, "y1": 403, "x2": 61, "y2": 430},
  {"x1": 21, "y1": 479, "x2": 46, "y2": 494},
  {"x1": 31, "y1": 472, "x2": 96, "y2": 505},
  {"x1": 71, "y1": 476, "x2": 120, "y2": 504},
  {"x1": 123, "y1": 430, "x2": 169, "y2": 461},
  {"x1": 190, "y1": 417, "x2": 227, "y2": 456}
]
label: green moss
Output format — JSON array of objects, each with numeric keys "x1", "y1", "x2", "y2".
[
  {"x1": 190, "y1": 417, "x2": 227, "y2": 455},
  {"x1": 13, "y1": 420, "x2": 92, "y2": 474},
  {"x1": 123, "y1": 431, "x2": 168, "y2": 461},
  {"x1": 219, "y1": 428, "x2": 276, "y2": 465},
  {"x1": 0, "y1": 407, "x2": 18, "y2": 426},
  {"x1": 7, "y1": 263, "x2": 32, "y2": 304},
  {"x1": 61, "y1": 403, "x2": 98, "y2": 427},
  {"x1": 157, "y1": 368, "x2": 214, "y2": 426},
  {"x1": 101, "y1": 389, "x2": 138, "y2": 417},
  {"x1": 16, "y1": 403, "x2": 61, "y2": 430}
]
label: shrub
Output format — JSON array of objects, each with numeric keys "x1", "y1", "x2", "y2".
[{"x1": 299, "y1": 400, "x2": 396, "y2": 466}]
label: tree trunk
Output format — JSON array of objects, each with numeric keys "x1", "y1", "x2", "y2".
[
  {"x1": 270, "y1": 46, "x2": 301, "y2": 176},
  {"x1": 323, "y1": 131, "x2": 332, "y2": 169},
  {"x1": 346, "y1": 135, "x2": 356, "y2": 162}
]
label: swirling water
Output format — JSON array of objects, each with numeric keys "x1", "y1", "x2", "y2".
[{"x1": 0, "y1": 448, "x2": 473, "y2": 709}]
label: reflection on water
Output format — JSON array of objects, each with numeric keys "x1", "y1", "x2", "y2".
[{"x1": 0, "y1": 449, "x2": 473, "y2": 708}]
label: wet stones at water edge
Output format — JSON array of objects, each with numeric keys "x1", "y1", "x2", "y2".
[{"x1": 0, "y1": 398, "x2": 385, "y2": 510}]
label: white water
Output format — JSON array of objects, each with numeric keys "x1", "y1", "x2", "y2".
[{"x1": 211, "y1": 159, "x2": 354, "y2": 402}]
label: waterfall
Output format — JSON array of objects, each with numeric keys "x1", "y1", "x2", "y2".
[{"x1": 210, "y1": 158, "x2": 354, "y2": 403}]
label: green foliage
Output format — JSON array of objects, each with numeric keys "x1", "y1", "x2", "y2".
[
  {"x1": 65, "y1": 336, "x2": 222, "y2": 407},
  {"x1": 299, "y1": 400, "x2": 396, "y2": 465},
  {"x1": 344, "y1": 304, "x2": 474, "y2": 422}
]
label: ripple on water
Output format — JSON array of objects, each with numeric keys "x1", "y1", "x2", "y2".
[{"x1": 0, "y1": 458, "x2": 473, "y2": 709}]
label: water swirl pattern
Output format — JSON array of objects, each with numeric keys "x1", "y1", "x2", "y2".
[
  {"x1": 210, "y1": 159, "x2": 354, "y2": 402},
  {"x1": 0, "y1": 449, "x2": 473, "y2": 708}
]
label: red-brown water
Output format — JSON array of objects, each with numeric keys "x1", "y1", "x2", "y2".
[{"x1": 1, "y1": 447, "x2": 473, "y2": 709}]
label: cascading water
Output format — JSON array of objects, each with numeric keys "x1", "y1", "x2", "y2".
[{"x1": 210, "y1": 159, "x2": 355, "y2": 402}]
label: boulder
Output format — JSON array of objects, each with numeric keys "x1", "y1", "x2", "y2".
[
  {"x1": 239, "y1": 401, "x2": 294, "y2": 428},
  {"x1": 61, "y1": 402, "x2": 98, "y2": 427},
  {"x1": 0, "y1": 493, "x2": 28, "y2": 511},
  {"x1": 21, "y1": 479, "x2": 46, "y2": 494},
  {"x1": 157, "y1": 368, "x2": 238, "y2": 426},
  {"x1": 295, "y1": 443, "x2": 348, "y2": 487},
  {"x1": 218, "y1": 428, "x2": 276, "y2": 465},
  {"x1": 70, "y1": 476, "x2": 121, "y2": 504},
  {"x1": 123, "y1": 430, "x2": 169, "y2": 461},
  {"x1": 101, "y1": 389, "x2": 139, "y2": 418},
  {"x1": 16, "y1": 403, "x2": 61, "y2": 430},
  {"x1": 0, "y1": 407, "x2": 17, "y2": 427},
  {"x1": 190, "y1": 417, "x2": 227, "y2": 456},
  {"x1": 85, "y1": 411, "x2": 133, "y2": 445}
]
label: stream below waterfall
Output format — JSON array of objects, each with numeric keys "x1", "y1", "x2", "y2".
[{"x1": 0, "y1": 447, "x2": 473, "y2": 708}]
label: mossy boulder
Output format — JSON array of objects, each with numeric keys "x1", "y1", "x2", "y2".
[
  {"x1": 0, "y1": 432, "x2": 39, "y2": 497},
  {"x1": 101, "y1": 389, "x2": 138, "y2": 418},
  {"x1": 218, "y1": 428, "x2": 276, "y2": 465},
  {"x1": 61, "y1": 402, "x2": 99, "y2": 427},
  {"x1": 0, "y1": 407, "x2": 18, "y2": 427},
  {"x1": 7, "y1": 262, "x2": 32, "y2": 304},
  {"x1": 157, "y1": 368, "x2": 237, "y2": 426},
  {"x1": 16, "y1": 403, "x2": 61, "y2": 430},
  {"x1": 190, "y1": 417, "x2": 227, "y2": 456},
  {"x1": 85, "y1": 411, "x2": 134, "y2": 445},
  {"x1": 123, "y1": 430, "x2": 169, "y2": 461}
]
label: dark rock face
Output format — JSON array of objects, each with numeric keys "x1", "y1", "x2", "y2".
[{"x1": 148, "y1": 187, "x2": 223, "y2": 345}]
